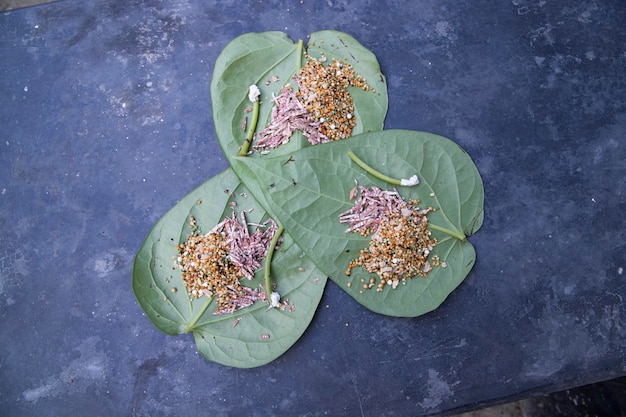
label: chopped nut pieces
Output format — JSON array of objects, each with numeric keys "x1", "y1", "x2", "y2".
[
  {"x1": 339, "y1": 186, "x2": 438, "y2": 291},
  {"x1": 253, "y1": 55, "x2": 371, "y2": 151},
  {"x1": 175, "y1": 212, "x2": 279, "y2": 314},
  {"x1": 295, "y1": 56, "x2": 369, "y2": 141}
]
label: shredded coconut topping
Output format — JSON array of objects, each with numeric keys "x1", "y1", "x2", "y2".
[
  {"x1": 253, "y1": 86, "x2": 329, "y2": 151},
  {"x1": 338, "y1": 186, "x2": 406, "y2": 235}
]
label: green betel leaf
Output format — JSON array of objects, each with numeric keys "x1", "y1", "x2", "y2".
[
  {"x1": 132, "y1": 169, "x2": 327, "y2": 368},
  {"x1": 211, "y1": 30, "x2": 388, "y2": 160},
  {"x1": 233, "y1": 130, "x2": 484, "y2": 317}
]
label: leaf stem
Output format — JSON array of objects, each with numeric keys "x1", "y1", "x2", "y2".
[
  {"x1": 296, "y1": 39, "x2": 304, "y2": 68},
  {"x1": 428, "y1": 222, "x2": 466, "y2": 241},
  {"x1": 348, "y1": 150, "x2": 420, "y2": 186},
  {"x1": 184, "y1": 297, "x2": 212, "y2": 333},
  {"x1": 238, "y1": 41, "x2": 304, "y2": 158},
  {"x1": 264, "y1": 224, "x2": 284, "y2": 303},
  {"x1": 238, "y1": 99, "x2": 259, "y2": 156}
]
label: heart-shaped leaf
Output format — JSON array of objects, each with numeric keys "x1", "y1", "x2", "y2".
[
  {"x1": 211, "y1": 30, "x2": 388, "y2": 160},
  {"x1": 132, "y1": 169, "x2": 327, "y2": 367},
  {"x1": 232, "y1": 130, "x2": 484, "y2": 317}
]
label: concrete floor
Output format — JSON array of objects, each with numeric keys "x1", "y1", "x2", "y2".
[
  {"x1": 0, "y1": 1, "x2": 518, "y2": 415},
  {"x1": 2, "y1": 1, "x2": 624, "y2": 416},
  {"x1": 453, "y1": 401, "x2": 526, "y2": 417}
]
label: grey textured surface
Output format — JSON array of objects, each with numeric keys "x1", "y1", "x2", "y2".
[{"x1": 1, "y1": 1, "x2": 625, "y2": 416}]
